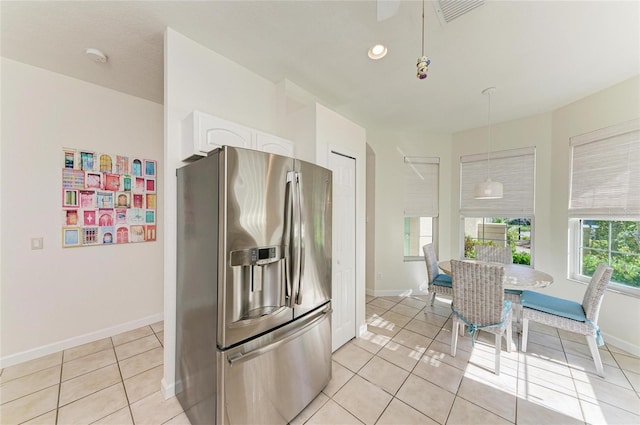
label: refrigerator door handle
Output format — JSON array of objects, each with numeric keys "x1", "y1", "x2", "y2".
[
  {"x1": 284, "y1": 171, "x2": 295, "y2": 306},
  {"x1": 294, "y1": 172, "x2": 305, "y2": 305}
]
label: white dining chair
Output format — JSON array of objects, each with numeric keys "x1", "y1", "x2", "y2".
[
  {"x1": 520, "y1": 263, "x2": 613, "y2": 377},
  {"x1": 450, "y1": 260, "x2": 513, "y2": 375},
  {"x1": 423, "y1": 244, "x2": 452, "y2": 306}
]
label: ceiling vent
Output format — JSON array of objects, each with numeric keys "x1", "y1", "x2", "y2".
[{"x1": 433, "y1": 0, "x2": 485, "y2": 24}]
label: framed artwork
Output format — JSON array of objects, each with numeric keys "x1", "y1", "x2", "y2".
[
  {"x1": 62, "y1": 169, "x2": 85, "y2": 189},
  {"x1": 145, "y1": 210, "x2": 155, "y2": 223},
  {"x1": 100, "y1": 226, "x2": 115, "y2": 244},
  {"x1": 86, "y1": 172, "x2": 102, "y2": 189},
  {"x1": 63, "y1": 227, "x2": 81, "y2": 247},
  {"x1": 116, "y1": 192, "x2": 130, "y2": 208},
  {"x1": 123, "y1": 175, "x2": 132, "y2": 191},
  {"x1": 116, "y1": 155, "x2": 129, "y2": 175},
  {"x1": 82, "y1": 227, "x2": 99, "y2": 245},
  {"x1": 63, "y1": 189, "x2": 79, "y2": 208},
  {"x1": 116, "y1": 226, "x2": 129, "y2": 243},
  {"x1": 115, "y1": 208, "x2": 128, "y2": 224},
  {"x1": 98, "y1": 210, "x2": 114, "y2": 227},
  {"x1": 65, "y1": 210, "x2": 79, "y2": 226},
  {"x1": 96, "y1": 191, "x2": 114, "y2": 208},
  {"x1": 79, "y1": 190, "x2": 96, "y2": 208},
  {"x1": 145, "y1": 178, "x2": 156, "y2": 193},
  {"x1": 80, "y1": 151, "x2": 95, "y2": 171},
  {"x1": 145, "y1": 225, "x2": 157, "y2": 241},
  {"x1": 64, "y1": 149, "x2": 76, "y2": 169},
  {"x1": 132, "y1": 159, "x2": 143, "y2": 176},
  {"x1": 104, "y1": 174, "x2": 121, "y2": 191},
  {"x1": 130, "y1": 225, "x2": 145, "y2": 242},
  {"x1": 83, "y1": 210, "x2": 97, "y2": 226},
  {"x1": 146, "y1": 194, "x2": 156, "y2": 209},
  {"x1": 129, "y1": 208, "x2": 145, "y2": 224},
  {"x1": 134, "y1": 177, "x2": 145, "y2": 192},
  {"x1": 132, "y1": 193, "x2": 144, "y2": 209},
  {"x1": 62, "y1": 148, "x2": 156, "y2": 247},
  {"x1": 144, "y1": 160, "x2": 156, "y2": 176}
]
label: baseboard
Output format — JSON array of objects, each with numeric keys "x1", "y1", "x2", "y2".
[
  {"x1": 162, "y1": 377, "x2": 179, "y2": 399},
  {"x1": 603, "y1": 332, "x2": 640, "y2": 357},
  {"x1": 0, "y1": 313, "x2": 164, "y2": 368}
]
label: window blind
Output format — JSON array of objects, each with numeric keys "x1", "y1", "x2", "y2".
[
  {"x1": 460, "y1": 147, "x2": 536, "y2": 216},
  {"x1": 404, "y1": 157, "x2": 439, "y2": 217},
  {"x1": 569, "y1": 119, "x2": 640, "y2": 218}
]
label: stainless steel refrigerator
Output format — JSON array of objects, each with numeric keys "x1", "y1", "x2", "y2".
[{"x1": 176, "y1": 146, "x2": 332, "y2": 425}]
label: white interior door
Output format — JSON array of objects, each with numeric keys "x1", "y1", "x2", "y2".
[{"x1": 329, "y1": 151, "x2": 356, "y2": 351}]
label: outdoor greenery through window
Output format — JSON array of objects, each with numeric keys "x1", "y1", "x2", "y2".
[
  {"x1": 576, "y1": 220, "x2": 640, "y2": 288},
  {"x1": 463, "y1": 217, "x2": 532, "y2": 265}
]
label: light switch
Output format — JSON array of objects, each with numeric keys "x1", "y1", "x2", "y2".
[{"x1": 31, "y1": 237, "x2": 43, "y2": 250}]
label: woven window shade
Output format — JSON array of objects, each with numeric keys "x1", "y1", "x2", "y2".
[
  {"x1": 460, "y1": 147, "x2": 535, "y2": 216},
  {"x1": 404, "y1": 157, "x2": 439, "y2": 217},
  {"x1": 569, "y1": 119, "x2": 640, "y2": 218}
]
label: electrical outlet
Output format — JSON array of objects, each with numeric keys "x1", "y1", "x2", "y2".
[
  {"x1": 376, "y1": 272, "x2": 382, "y2": 281},
  {"x1": 31, "y1": 237, "x2": 44, "y2": 250}
]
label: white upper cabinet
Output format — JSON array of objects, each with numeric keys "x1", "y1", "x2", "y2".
[
  {"x1": 254, "y1": 131, "x2": 294, "y2": 157},
  {"x1": 182, "y1": 111, "x2": 293, "y2": 160}
]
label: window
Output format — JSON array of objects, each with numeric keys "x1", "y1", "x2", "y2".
[
  {"x1": 463, "y1": 217, "x2": 532, "y2": 264},
  {"x1": 403, "y1": 157, "x2": 439, "y2": 259},
  {"x1": 460, "y1": 147, "x2": 536, "y2": 264},
  {"x1": 569, "y1": 119, "x2": 640, "y2": 294}
]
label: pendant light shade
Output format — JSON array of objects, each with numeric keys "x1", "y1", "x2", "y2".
[
  {"x1": 474, "y1": 178, "x2": 503, "y2": 199},
  {"x1": 474, "y1": 87, "x2": 503, "y2": 199}
]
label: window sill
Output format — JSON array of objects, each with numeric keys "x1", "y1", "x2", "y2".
[
  {"x1": 567, "y1": 277, "x2": 640, "y2": 299},
  {"x1": 404, "y1": 256, "x2": 424, "y2": 262}
]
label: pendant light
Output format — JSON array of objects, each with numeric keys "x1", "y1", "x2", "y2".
[
  {"x1": 474, "y1": 87, "x2": 503, "y2": 199},
  {"x1": 416, "y1": 0, "x2": 431, "y2": 79}
]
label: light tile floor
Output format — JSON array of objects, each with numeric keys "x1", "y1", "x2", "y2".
[{"x1": 1, "y1": 295, "x2": 639, "y2": 424}]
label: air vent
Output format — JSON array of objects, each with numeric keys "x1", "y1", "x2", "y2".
[{"x1": 433, "y1": 0, "x2": 485, "y2": 24}]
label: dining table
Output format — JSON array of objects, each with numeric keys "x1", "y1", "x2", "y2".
[{"x1": 437, "y1": 259, "x2": 554, "y2": 290}]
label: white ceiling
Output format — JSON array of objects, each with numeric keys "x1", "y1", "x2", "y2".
[{"x1": 2, "y1": 1, "x2": 639, "y2": 134}]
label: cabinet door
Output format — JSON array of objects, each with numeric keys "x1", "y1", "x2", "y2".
[
  {"x1": 182, "y1": 111, "x2": 253, "y2": 160},
  {"x1": 201, "y1": 114, "x2": 252, "y2": 153},
  {"x1": 254, "y1": 131, "x2": 294, "y2": 157}
]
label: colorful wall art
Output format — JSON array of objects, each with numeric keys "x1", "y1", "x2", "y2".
[{"x1": 62, "y1": 148, "x2": 157, "y2": 247}]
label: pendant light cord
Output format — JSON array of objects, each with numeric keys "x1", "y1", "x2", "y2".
[
  {"x1": 421, "y1": 0, "x2": 425, "y2": 56},
  {"x1": 487, "y1": 90, "x2": 491, "y2": 179}
]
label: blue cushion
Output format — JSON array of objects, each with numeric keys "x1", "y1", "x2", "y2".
[
  {"x1": 432, "y1": 274, "x2": 452, "y2": 288},
  {"x1": 521, "y1": 290, "x2": 586, "y2": 322},
  {"x1": 504, "y1": 289, "x2": 522, "y2": 295}
]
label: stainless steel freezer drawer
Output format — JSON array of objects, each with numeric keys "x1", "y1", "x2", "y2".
[{"x1": 219, "y1": 304, "x2": 332, "y2": 425}]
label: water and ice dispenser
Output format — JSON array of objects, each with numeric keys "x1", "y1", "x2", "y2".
[{"x1": 229, "y1": 245, "x2": 287, "y2": 322}]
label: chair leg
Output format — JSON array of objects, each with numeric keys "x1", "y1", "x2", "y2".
[
  {"x1": 506, "y1": 322, "x2": 513, "y2": 353},
  {"x1": 451, "y1": 320, "x2": 458, "y2": 356},
  {"x1": 494, "y1": 333, "x2": 501, "y2": 375},
  {"x1": 430, "y1": 291, "x2": 436, "y2": 307},
  {"x1": 521, "y1": 318, "x2": 529, "y2": 352},
  {"x1": 586, "y1": 335, "x2": 605, "y2": 377}
]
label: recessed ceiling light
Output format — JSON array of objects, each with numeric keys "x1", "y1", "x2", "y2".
[
  {"x1": 85, "y1": 48, "x2": 108, "y2": 63},
  {"x1": 368, "y1": 44, "x2": 388, "y2": 60}
]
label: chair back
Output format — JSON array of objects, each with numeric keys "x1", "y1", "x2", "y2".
[
  {"x1": 422, "y1": 243, "x2": 439, "y2": 283},
  {"x1": 475, "y1": 245, "x2": 513, "y2": 264},
  {"x1": 451, "y1": 260, "x2": 506, "y2": 325},
  {"x1": 582, "y1": 263, "x2": 613, "y2": 323}
]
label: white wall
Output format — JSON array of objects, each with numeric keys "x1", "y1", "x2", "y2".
[
  {"x1": 366, "y1": 129, "x2": 453, "y2": 296},
  {"x1": 450, "y1": 76, "x2": 640, "y2": 354},
  {"x1": 0, "y1": 58, "x2": 164, "y2": 366},
  {"x1": 549, "y1": 76, "x2": 640, "y2": 354},
  {"x1": 163, "y1": 29, "x2": 368, "y2": 395}
]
